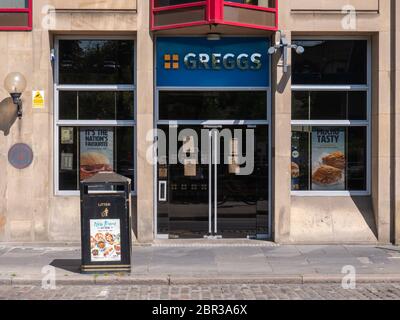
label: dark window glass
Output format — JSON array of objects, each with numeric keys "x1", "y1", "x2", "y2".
[
  {"x1": 292, "y1": 91, "x2": 309, "y2": 120},
  {"x1": 154, "y1": 0, "x2": 200, "y2": 7},
  {"x1": 310, "y1": 92, "x2": 347, "y2": 120},
  {"x1": 0, "y1": 12, "x2": 29, "y2": 26},
  {"x1": 0, "y1": 0, "x2": 28, "y2": 8},
  {"x1": 292, "y1": 91, "x2": 367, "y2": 120},
  {"x1": 227, "y1": 0, "x2": 276, "y2": 7},
  {"x1": 59, "y1": 40, "x2": 134, "y2": 85},
  {"x1": 159, "y1": 91, "x2": 267, "y2": 120},
  {"x1": 59, "y1": 127, "x2": 79, "y2": 191},
  {"x1": 154, "y1": 8, "x2": 205, "y2": 27},
  {"x1": 58, "y1": 126, "x2": 134, "y2": 191},
  {"x1": 348, "y1": 91, "x2": 367, "y2": 120},
  {"x1": 347, "y1": 127, "x2": 367, "y2": 190},
  {"x1": 59, "y1": 91, "x2": 77, "y2": 120},
  {"x1": 292, "y1": 40, "x2": 367, "y2": 85},
  {"x1": 291, "y1": 128, "x2": 310, "y2": 191},
  {"x1": 115, "y1": 127, "x2": 135, "y2": 183},
  {"x1": 291, "y1": 126, "x2": 367, "y2": 191},
  {"x1": 59, "y1": 91, "x2": 134, "y2": 120}
]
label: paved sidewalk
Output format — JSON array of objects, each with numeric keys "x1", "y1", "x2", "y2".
[{"x1": 1, "y1": 241, "x2": 400, "y2": 285}]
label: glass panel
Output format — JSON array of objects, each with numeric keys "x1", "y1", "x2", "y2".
[
  {"x1": 0, "y1": 12, "x2": 28, "y2": 26},
  {"x1": 59, "y1": 127, "x2": 79, "y2": 191},
  {"x1": 157, "y1": 125, "x2": 210, "y2": 238},
  {"x1": 59, "y1": 91, "x2": 78, "y2": 120},
  {"x1": 291, "y1": 126, "x2": 367, "y2": 191},
  {"x1": 292, "y1": 91, "x2": 367, "y2": 120},
  {"x1": 292, "y1": 91, "x2": 309, "y2": 120},
  {"x1": 292, "y1": 40, "x2": 368, "y2": 85},
  {"x1": 153, "y1": 7, "x2": 205, "y2": 27},
  {"x1": 115, "y1": 127, "x2": 135, "y2": 183},
  {"x1": 59, "y1": 40, "x2": 134, "y2": 85},
  {"x1": 224, "y1": 5, "x2": 275, "y2": 26},
  {"x1": 0, "y1": 0, "x2": 28, "y2": 8},
  {"x1": 217, "y1": 125, "x2": 269, "y2": 238},
  {"x1": 58, "y1": 91, "x2": 134, "y2": 121},
  {"x1": 226, "y1": 0, "x2": 275, "y2": 8},
  {"x1": 348, "y1": 91, "x2": 367, "y2": 120},
  {"x1": 159, "y1": 91, "x2": 267, "y2": 120},
  {"x1": 154, "y1": 0, "x2": 201, "y2": 7},
  {"x1": 58, "y1": 126, "x2": 135, "y2": 191},
  {"x1": 157, "y1": 124, "x2": 269, "y2": 238},
  {"x1": 347, "y1": 127, "x2": 367, "y2": 190},
  {"x1": 310, "y1": 92, "x2": 347, "y2": 120},
  {"x1": 291, "y1": 127, "x2": 310, "y2": 191}
]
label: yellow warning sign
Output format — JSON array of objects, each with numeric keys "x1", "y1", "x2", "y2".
[{"x1": 32, "y1": 90, "x2": 45, "y2": 109}]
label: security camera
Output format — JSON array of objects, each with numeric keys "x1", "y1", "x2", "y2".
[{"x1": 268, "y1": 47, "x2": 277, "y2": 55}]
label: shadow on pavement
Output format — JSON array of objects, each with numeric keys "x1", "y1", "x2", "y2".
[{"x1": 50, "y1": 259, "x2": 81, "y2": 274}]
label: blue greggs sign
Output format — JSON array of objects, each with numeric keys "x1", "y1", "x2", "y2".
[{"x1": 156, "y1": 37, "x2": 270, "y2": 87}]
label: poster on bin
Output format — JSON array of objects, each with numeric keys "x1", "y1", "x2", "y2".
[
  {"x1": 90, "y1": 219, "x2": 121, "y2": 262},
  {"x1": 311, "y1": 127, "x2": 346, "y2": 190},
  {"x1": 80, "y1": 128, "x2": 114, "y2": 181}
]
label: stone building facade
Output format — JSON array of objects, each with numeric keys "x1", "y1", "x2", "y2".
[{"x1": 0, "y1": 0, "x2": 399, "y2": 245}]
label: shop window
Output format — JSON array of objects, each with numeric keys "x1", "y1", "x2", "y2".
[
  {"x1": 292, "y1": 40, "x2": 367, "y2": 85},
  {"x1": 55, "y1": 39, "x2": 135, "y2": 194},
  {"x1": 59, "y1": 40, "x2": 134, "y2": 85},
  {"x1": 291, "y1": 39, "x2": 370, "y2": 194},
  {"x1": 0, "y1": 0, "x2": 32, "y2": 31}
]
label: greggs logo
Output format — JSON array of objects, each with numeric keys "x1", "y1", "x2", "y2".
[
  {"x1": 164, "y1": 54, "x2": 179, "y2": 69},
  {"x1": 163, "y1": 52, "x2": 263, "y2": 71}
]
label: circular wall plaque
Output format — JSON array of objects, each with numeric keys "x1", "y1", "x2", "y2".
[{"x1": 8, "y1": 143, "x2": 33, "y2": 169}]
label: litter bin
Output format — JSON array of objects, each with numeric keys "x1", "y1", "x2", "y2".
[{"x1": 80, "y1": 172, "x2": 131, "y2": 274}]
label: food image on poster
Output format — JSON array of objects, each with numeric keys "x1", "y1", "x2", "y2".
[
  {"x1": 311, "y1": 128, "x2": 346, "y2": 190},
  {"x1": 90, "y1": 219, "x2": 121, "y2": 262},
  {"x1": 80, "y1": 128, "x2": 114, "y2": 180}
]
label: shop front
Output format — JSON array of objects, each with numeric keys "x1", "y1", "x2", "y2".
[
  {"x1": 155, "y1": 37, "x2": 271, "y2": 239},
  {"x1": 0, "y1": 0, "x2": 398, "y2": 245}
]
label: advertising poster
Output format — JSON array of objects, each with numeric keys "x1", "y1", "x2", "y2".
[
  {"x1": 291, "y1": 132, "x2": 301, "y2": 191},
  {"x1": 90, "y1": 219, "x2": 121, "y2": 262},
  {"x1": 80, "y1": 128, "x2": 114, "y2": 180},
  {"x1": 311, "y1": 127, "x2": 346, "y2": 190}
]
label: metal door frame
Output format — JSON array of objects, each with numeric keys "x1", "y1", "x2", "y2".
[{"x1": 154, "y1": 89, "x2": 271, "y2": 239}]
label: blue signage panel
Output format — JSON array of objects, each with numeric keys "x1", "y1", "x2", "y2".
[{"x1": 156, "y1": 37, "x2": 270, "y2": 87}]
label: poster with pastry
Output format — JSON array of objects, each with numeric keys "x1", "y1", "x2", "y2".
[
  {"x1": 311, "y1": 128, "x2": 345, "y2": 190},
  {"x1": 80, "y1": 128, "x2": 114, "y2": 180},
  {"x1": 90, "y1": 219, "x2": 121, "y2": 262}
]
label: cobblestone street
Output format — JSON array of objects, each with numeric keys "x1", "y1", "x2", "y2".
[{"x1": 1, "y1": 283, "x2": 400, "y2": 300}]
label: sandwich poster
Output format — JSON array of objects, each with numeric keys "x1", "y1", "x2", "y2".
[
  {"x1": 90, "y1": 219, "x2": 121, "y2": 262},
  {"x1": 311, "y1": 127, "x2": 346, "y2": 190},
  {"x1": 80, "y1": 128, "x2": 114, "y2": 180}
]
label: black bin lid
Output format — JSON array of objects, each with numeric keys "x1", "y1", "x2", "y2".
[{"x1": 81, "y1": 171, "x2": 131, "y2": 185}]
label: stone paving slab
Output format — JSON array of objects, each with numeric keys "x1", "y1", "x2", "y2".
[{"x1": 0, "y1": 243, "x2": 399, "y2": 285}]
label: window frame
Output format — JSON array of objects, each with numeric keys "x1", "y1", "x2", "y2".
[
  {"x1": 291, "y1": 36, "x2": 371, "y2": 197},
  {"x1": 0, "y1": 0, "x2": 33, "y2": 31},
  {"x1": 54, "y1": 36, "x2": 137, "y2": 196}
]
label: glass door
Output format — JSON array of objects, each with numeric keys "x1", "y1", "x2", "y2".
[
  {"x1": 157, "y1": 125, "x2": 210, "y2": 238},
  {"x1": 157, "y1": 124, "x2": 269, "y2": 239}
]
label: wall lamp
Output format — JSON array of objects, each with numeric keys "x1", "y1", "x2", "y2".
[
  {"x1": 4, "y1": 72, "x2": 26, "y2": 119},
  {"x1": 268, "y1": 31, "x2": 304, "y2": 73}
]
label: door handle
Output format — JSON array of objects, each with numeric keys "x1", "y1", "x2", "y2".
[{"x1": 159, "y1": 181, "x2": 167, "y2": 202}]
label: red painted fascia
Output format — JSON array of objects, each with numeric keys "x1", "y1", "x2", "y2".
[
  {"x1": 151, "y1": 0, "x2": 278, "y2": 31},
  {"x1": 0, "y1": 0, "x2": 32, "y2": 31}
]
